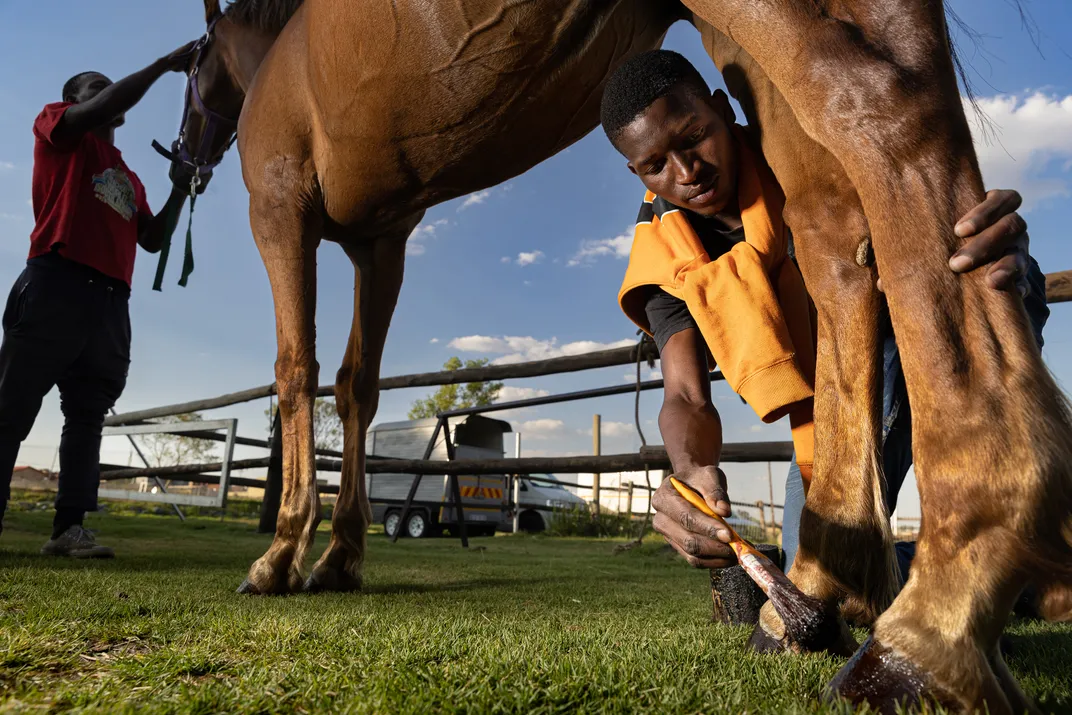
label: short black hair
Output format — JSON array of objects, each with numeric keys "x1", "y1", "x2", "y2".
[
  {"x1": 62, "y1": 71, "x2": 101, "y2": 102},
  {"x1": 600, "y1": 50, "x2": 711, "y2": 149}
]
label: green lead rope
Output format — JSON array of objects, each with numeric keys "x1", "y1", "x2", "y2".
[
  {"x1": 152, "y1": 190, "x2": 197, "y2": 292},
  {"x1": 178, "y1": 193, "x2": 196, "y2": 287}
]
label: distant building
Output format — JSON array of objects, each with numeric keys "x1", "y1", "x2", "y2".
[
  {"x1": 572, "y1": 469, "x2": 668, "y2": 514},
  {"x1": 11, "y1": 466, "x2": 58, "y2": 491}
]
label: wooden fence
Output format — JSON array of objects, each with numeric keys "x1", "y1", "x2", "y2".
[{"x1": 99, "y1": 268, "x2": 1071, "y2": 542}]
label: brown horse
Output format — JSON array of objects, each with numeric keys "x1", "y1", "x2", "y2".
[{"x1": 167, "y1": 0, "x2": 1072, "y2": 711}]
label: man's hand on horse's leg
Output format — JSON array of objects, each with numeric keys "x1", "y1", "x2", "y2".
[
  {"x1": 876, "y1": 188, "x2": 1029, "y2": 296},
  {"x1": 651, "y1": 466, "x2": 736, "y2": 569},
  {"x1": 950, "y1": 188, "x2": 1029, "y2": 294}
]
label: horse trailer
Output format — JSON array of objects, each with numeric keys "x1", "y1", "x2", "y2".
[{"x1": 366, "y1": 415, "x2": 511, "y2": 538}]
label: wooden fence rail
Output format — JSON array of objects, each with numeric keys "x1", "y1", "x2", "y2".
[
  {"x1": 1047, "y1": 269, "x2": 1071, "y2": 304},
  {"x1": 105, "y1": 342, "x2": 659, "y2": 425},
  {"x1": 105, "y1": 270, "x2": 1069, "y2": 427},
  {"x1": 99, "y1": 441, "x2": 794, "y2": 482}
]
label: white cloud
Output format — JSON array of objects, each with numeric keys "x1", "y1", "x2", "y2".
[
  {"x1": 750, "y1": 425, "x2": 764, "y2": 433},
  {"x1": 623, "y1": 368, "x2": 662, "y2": 382},
  {"x1": 412, "y1": 218, "x2": 448, "y2": 237},
  {"x1": 501, "y1": 256, "x2": 511, "y2": 264},
  {"x1": 0, "y1": 161, "x2": 14, "y2": 170},
  {"x1": 967, "y1": 92, "x2": 1072, "y2": 211},
  {"x1": 429, "y1": 338, "x2": 439, "y2": 344},
  {"x1": 449, "y1": 335, "x2": 509, "y2": 353},
  {"x1": 585, "y1": 421, "x2": 635, "y2": 438},
  {"x1": 496, "y1": 386, "x2": 551, "y2": 402},
  {"x1": 0, "y1": 212, "x2": 25, "y2": 222},
  {"x1": 567, "y1": 227, "x2": 634, "y2": 267},
  {"x1": 459, "y1": 190, "x2": 491, "y2": 211},
  {"x1": 516, "y1": 250, "x2": 544, "y2": 266},
  {"x1": 489, "y1": 386, "x2": 552, "y2": 419},
  {"x1": 518, "y1": 418, "x2": 564, "y2": 439},
  {"x1": 406, "y1": 218, "x2": 448, "y2": 256},
  {"x1": 448, "y1": 335, "x2": 636, "y2": 365}
]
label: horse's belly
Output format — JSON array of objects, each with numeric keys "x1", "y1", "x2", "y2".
[{"x1": 303, "y1": 0, "x2": 678, "y2": 227}]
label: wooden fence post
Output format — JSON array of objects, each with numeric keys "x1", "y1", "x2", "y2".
[
  {"x1": 258, "y1": 407, "x2": 283, "y2": 534},
  {"x1": 592, "y1": 414, "x2": 601, "y2": 516}
]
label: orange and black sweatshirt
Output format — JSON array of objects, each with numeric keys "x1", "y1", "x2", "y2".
[{"x1": 617, "y1": 125, "x2": 818, "y2": 484}]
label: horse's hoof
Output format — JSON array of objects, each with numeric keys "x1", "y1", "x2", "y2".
[
  {"x1": 304, "y1": 566, "x2": 363, "y2": 594},
  {"x1": 237, "y1": 566, "x2": 303, "y2": 595},
  {"x1": 826, "y1": 634, "x2": 956, "y2": 715},
  {"x1": 236, "y1": 577, "x2": 261, "y2": 595},
  {"x1": 746, "y1": 622, "x2": 785, "y2": 653},
  {"x1": 751, "y1": 596, "x2": 857, "y2": 657}
]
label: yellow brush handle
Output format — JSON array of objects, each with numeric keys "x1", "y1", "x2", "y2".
[{"x1": 668, "y1": 476, "x2": 756, "y2": 552}]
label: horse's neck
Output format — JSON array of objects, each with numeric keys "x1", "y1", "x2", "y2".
[{"x1": 223, "y1": 25, "x2": 280, "y2": 95}]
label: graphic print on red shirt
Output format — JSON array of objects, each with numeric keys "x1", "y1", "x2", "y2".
[{"x1": 28, "y1": 102, "x2": 151, "y2": 287}]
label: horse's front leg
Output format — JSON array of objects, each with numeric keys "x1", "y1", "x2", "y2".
[
  {"x1": 688, "y1": 1, "x2": 1072, "y2": 711},
  {"x1": 238, "y1": 192, "x2": 323, "y2": 595},
  {"x1": 695, "y1": 19, "x2": 899, "y2": 655},
  {"x1": 753, "y1": 200, "x2": 899, "y2": 657}
]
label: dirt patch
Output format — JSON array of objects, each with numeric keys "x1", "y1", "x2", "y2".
[{"x1": 80, "y1": 637, "x2": 156, "y2": 662}]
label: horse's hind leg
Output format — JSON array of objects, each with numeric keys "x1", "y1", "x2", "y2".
[
  {"x1": 238, "y1": 193, "x2": 323, "y2": 595},
  {"x1": 685, "y1": 0, "x2": 1072, "y2": 710},
  {"x1": 305, "y1": 223, "x2": 413, "y2": 593}
]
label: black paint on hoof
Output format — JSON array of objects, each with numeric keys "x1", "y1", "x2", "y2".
[
  {"x1": 746, "y1": 622, "x2": 785, "y2": 654},
  {"x1": 826, "y1": 634, "x2": 956, "y2": 715},
  {"x1": 767, "y1": 582, "x2": 855, "y2": 657},
  {"x1": 710, "y1": 543, "x2": 782, "y2": 626}
]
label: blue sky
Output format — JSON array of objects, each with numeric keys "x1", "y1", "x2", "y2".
[{"x1": 1, "y1": 0, "x2": 1070, "y2": 518}]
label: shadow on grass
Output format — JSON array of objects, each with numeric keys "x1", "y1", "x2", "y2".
[
  {"x1": 361, "y1": 576, "x2": 559, "y2": 596},
  {"x1": 0, "y1": 547, "x2": 567, "y2": 598},
  {"x1": 1002, "y1": 630, "x2": 1072, "y2": 714}
]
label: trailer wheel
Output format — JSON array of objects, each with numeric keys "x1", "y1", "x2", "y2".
[
  {"x1": 405, "y1": 511, "x2": 429, "y2": 538},
  {"x1": 384, "y1": 510, "x2": 402, "y2": 538}
]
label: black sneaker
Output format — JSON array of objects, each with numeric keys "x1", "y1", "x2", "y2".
[{"x1": 40, "y1": 525, "x2": 115, "y2": 559}]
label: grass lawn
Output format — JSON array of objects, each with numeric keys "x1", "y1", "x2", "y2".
[{"x1": 1, "y1": 498, "x2": 1070, "y2": 714}]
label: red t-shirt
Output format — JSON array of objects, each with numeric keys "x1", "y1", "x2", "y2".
[{"x1": 28, "y1": 102, "x2": 152, "y2": 286}]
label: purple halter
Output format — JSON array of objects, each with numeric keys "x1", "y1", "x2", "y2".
[{"x1": 152, "y1": 16, "x2": 238, "y2": 192}]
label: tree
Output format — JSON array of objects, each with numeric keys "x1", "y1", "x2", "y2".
[
  {"x1": 264, "y1": 397, "x2": 344, "y2": 452},
  {"x1": 140, "y1": 412, "x2": 218, "y2": 467},
  {"x1": 407, "y1": 357, "x2": 503, "y2": 419}
]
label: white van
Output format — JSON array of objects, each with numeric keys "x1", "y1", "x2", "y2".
[{"x1": 508, "y1": 475, "x2": 589, "y2": 533}]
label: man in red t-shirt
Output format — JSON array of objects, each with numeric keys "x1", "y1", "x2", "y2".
[{"x1": 0, "y1": 41, "x2": 195, "y2": 558}]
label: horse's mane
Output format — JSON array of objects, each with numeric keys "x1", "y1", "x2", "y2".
[
  {"x1": 224, "y1": 0, "x2": 304, "y2": 33},
  {"x1": 945, "y1": 0, "x2": 1039, "y2": 141}
]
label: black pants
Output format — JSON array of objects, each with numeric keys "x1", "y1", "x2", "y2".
[{"x1": 0, "y1": 252, "x2": 131, "y2": 536}]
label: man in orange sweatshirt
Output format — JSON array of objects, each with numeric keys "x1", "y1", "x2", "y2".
[{"x1": 600, "y1": 50, "x2": 1048, "y2": 578}]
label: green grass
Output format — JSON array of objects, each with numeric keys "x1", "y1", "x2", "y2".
[{"x1": 0, "y1": 500, "x2": 1070, "y2": 714}]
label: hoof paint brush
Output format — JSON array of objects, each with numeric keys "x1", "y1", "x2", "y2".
[{"x1": 669, "y1": 476, "x2": 833, "y2": 647}]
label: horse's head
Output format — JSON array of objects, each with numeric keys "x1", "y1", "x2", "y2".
[{"x1": 155, "y1": 0, "x2": 249, "y2": 195}]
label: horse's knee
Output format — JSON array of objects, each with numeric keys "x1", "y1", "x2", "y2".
[
  {"x1": 276, "y1": 352, "x2": 319, "y2": 417},
  {"x1": 335, "y1": 376, "x2": 379, "y2": 427},
  {"x1": 333, "y1": 366, "x2": 355, "y2": 422}
]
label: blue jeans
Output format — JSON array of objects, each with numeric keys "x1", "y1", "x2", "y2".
[{"x1": 781, "y1": 257, "x2": 1050, "y2": 580}]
